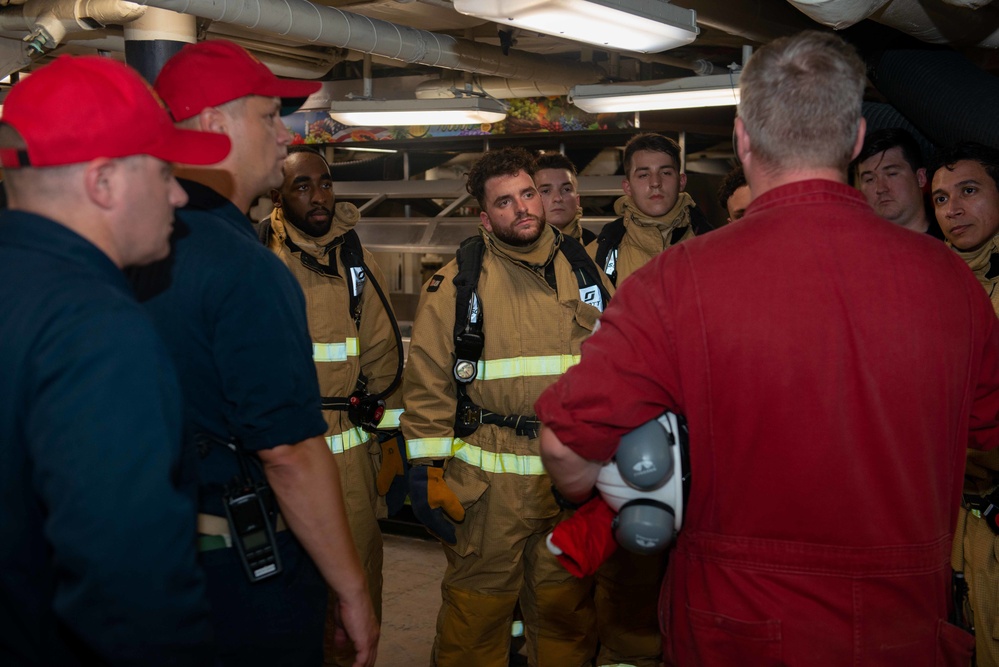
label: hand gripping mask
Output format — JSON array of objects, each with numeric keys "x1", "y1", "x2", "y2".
[{"x1": 596, "y1": 411, "x2": 690, "y2": 555}]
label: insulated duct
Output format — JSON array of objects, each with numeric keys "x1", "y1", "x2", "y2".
[
  {"x1": 0, "y1": 0, "x2": 146, "y2": 51},
  {"x1": 787, "y1": 0, "x2": 999, "y2": 48},
  {"x1": 136, "y1": 0, "x2": 606, "y2": 85},
  {"x1": 867, "y1": 47, "x2": 999, "y2": 150},
  {"x1": 415, "y1": 75, "x2": 569, "y2": 100}
]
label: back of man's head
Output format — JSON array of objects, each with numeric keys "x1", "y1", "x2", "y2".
[
  {"x1": 623, "y1": 133, "x2": 681, "y2": 175},
  {"x1": 739, "y1": 30, "x2": 866, "y2": 173},
  {"x1": 928, "y1": 142, "x2": 999, "y2": 192},
  {"x1": 717, "y1": 165, "x2": 747, "y2": 210},
  {"x1": 466, "y1": 146, "x2": 536, "y2": 208},
  {"x1": 854, "y1": 127, "x2": 924, "y2": 174}
]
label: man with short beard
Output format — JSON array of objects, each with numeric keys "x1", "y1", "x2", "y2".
[
  {"x1": 263, "y1": 146, "x2": 404, "y2": 667},
  {"x1": 401, "y1": 147, "x2": 612, "y2": 666}
]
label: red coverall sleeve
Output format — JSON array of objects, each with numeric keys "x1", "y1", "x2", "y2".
[{"x1": 536, "y1": 248, "x2": 688, "y2": 461}]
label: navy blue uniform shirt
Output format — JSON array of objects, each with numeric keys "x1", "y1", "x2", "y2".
[
  {"x1": 129, "y1": 180, "x2": 328, "y2": 666},
  {"x1": 131, "y1": 179, "x2": 327, "y2": 516},
  {"x1": 0, "y1": 211, "x2": 212, "y2": 666}
]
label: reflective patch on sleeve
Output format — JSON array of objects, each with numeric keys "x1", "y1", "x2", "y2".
[
  {"x1": 427, "y1": 275, "x2": 445, "y2": 292},
  {"x1": 379, "y1": 408, "x2": 404, "y2": 429}
]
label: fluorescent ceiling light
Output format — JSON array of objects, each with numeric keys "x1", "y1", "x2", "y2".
[
  {"x1": 337, "y1": 146, "x2": 399, "y2": 154},
  {"x1": 569, "y1": 72, "x2": 740, "y2": 113},
  {"x1": 329, "y1": 97, "x2": 507, "y2": 127},
  {"x1": 453, "y1": 0, "x2": 698, "y2": 54}
]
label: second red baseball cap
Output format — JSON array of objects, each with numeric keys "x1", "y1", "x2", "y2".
[{"x1": 154, "y1": 39, "x2": 322, "y2": 122}]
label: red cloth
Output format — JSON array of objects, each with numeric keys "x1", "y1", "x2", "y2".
[
  {"x1": 549, "y1": 496, "x2": 618, "y2": 578},
  {"x1": 537, "y1": 180, "x2": 999, "y2": 666}
]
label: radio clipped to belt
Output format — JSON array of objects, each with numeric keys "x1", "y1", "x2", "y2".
[
  {"x1": 224, "y1": 438, "x2": 283, "y2": 583},
  {"x1": 196, "y1": 433, "x2": 284, "y2": 584}
]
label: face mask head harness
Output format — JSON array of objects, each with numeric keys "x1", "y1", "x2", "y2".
[{"x1": 596, "y1": 411, "x2": 690, "y2": 555}]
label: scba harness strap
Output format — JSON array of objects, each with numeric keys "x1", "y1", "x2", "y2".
[
  {"x1": 451, "y1": 231, "x2": 610, "y2": 438},
  {"x1": 594, "y1": 208, "x2": 713, "y2": 287},
  {"x1": 284, "y1": 229, "x2": 404, "y2": 433}
]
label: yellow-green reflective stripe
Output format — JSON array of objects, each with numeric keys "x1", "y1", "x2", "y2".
[
  {"x1": 476, "y1": 354, "x2": 581, "y2": 381},
  {"x1": 325, "y1": 426, "x2": 368, "y2": 454},
  {"x1": 406, "y1": 437, "x2": 454, "y2": 460},
  {"x1": 313, "y1": 338, "x2": 359, "y2": 363},
  {"x1": 452, "y1": 442, "x2": 546, "y2": 475},
  {"x1": 379, "y1": 408, "x2": 403, "y2": 429}
]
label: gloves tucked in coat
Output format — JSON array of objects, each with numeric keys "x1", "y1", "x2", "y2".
[
  {"x1": 408, "y1": 464, "x2": 465, "y2": 544},
  {"x1": 376, "y1": 432, "x2": 409, "y2": 517}
]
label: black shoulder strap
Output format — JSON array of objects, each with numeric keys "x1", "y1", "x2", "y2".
[
  {"x1": 594, "y1": 217, "x2": 626, "y2": 286},
  {"x1": 559, "y1": 234, "x2": 612, "y2": 310},
  {"x1": 338, "y1": 229, "x2": 367, "y2": 326},
  {"x1": 452, "y1": 235, "x2": 486, "y2": 342},
  {"x1": 451, "y1": 236, "x2": 487, "y2": 436}
]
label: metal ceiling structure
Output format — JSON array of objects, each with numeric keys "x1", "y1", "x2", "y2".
[{"x1": 1, "y1": 0, "x2": 998, "y2": 253}]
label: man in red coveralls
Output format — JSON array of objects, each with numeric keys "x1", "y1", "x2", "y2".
[{"x1": 536, "y1": 30, "x2": 999, "y2": 666}]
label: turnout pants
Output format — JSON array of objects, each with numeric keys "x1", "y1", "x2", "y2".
[
  {"x1": 431, "y1": 460, "x2": 596, "y2": 667},
  {"x1": 324, "y1": 438, "x2": 384, "y2": 667}
]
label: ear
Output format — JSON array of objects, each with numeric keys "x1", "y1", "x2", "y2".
[
  {"x1": 621, "y1": 176, "x2": 633, "y2": 198},
  {"x1": 734, "y1": 117, "x2": 751, "y2": 166},
  {"x1": 916, "y1": 167, "x2": 927, "y2": 189},
  {"x1": 82, "y1": 158, "x2": 118, "y2": 210},
  {"x1": 850, "y1": 117, "x2": 867, "y2": 162},
  {"x1": 270, "y1": 188, "x2": 282, "y2": 208},
  {"x1": 679, "y1": 172, "x2": 687, "y2": 191},
  {"x1": 479, "y1": 210, "x2": 493, "y2": 232},
  {"x1": 200, "y1": 106, "x2": 228, "y2": 136}
]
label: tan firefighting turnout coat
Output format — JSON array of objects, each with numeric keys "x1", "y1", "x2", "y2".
[
  {"x1": 586, "y1": 191, "x2": 698, "y2": 285},
  {"x1": 560, "y1": 210, "x2": 585, "y2": 243},
  {"x1": 401, "y1": 224, "x2": 612, "y2": 666},
  {"x1": 952, "y1": 233, "x2": 999, "y2": 667},
  {"x1": 267, "y1": 202, "x2": 402, "y2": 631}
]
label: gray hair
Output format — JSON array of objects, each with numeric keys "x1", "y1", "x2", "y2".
[{"x1": 738, "y1": 30, "x2": 866, "y2": 172}]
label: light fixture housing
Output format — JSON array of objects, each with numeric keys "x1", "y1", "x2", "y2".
[
  {"x1": 569, "y1": 72, "x2": 740, "y2": 113},
  {"x1": 329, "y1": 97, "x2": 508, "y2": 127},
  {"x1": 453, "y1": 0, "x2": 698, "y2": 54}
]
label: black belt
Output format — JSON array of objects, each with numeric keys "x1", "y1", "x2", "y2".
[
  {"x1": 479, "y1": 409, "x2": 541, "y2": 439},
  {"x1": 322, "y1": 396, "x2": 350, "y2": 410}
]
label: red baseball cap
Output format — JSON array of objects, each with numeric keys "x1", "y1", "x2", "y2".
[
  {"x1": 0, "y1": 55, "x2": 231, "y2": 169},
  {"x1": 154, "y1": 39, "x2": 321, "y2": 122}
]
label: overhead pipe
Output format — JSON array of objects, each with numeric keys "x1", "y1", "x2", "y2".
[
  {"x1": 0, "y1": 0, "x2": 146, "y2": 53},
  {"x1": 415, "y1": 74, "x2": 569, "y2": 99},
  {"x1": 786, "y1": 0, "x2": 999, "y2": 47},
  {"x1": 136, "y1": 0, "x2": 607, "y2": 85},
  {"x1": 866, "y1": 47, "x2": 999, "y2": 150},
  {"x1": 680, "y1": 0, "x2": 817, "y2": 44}
]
